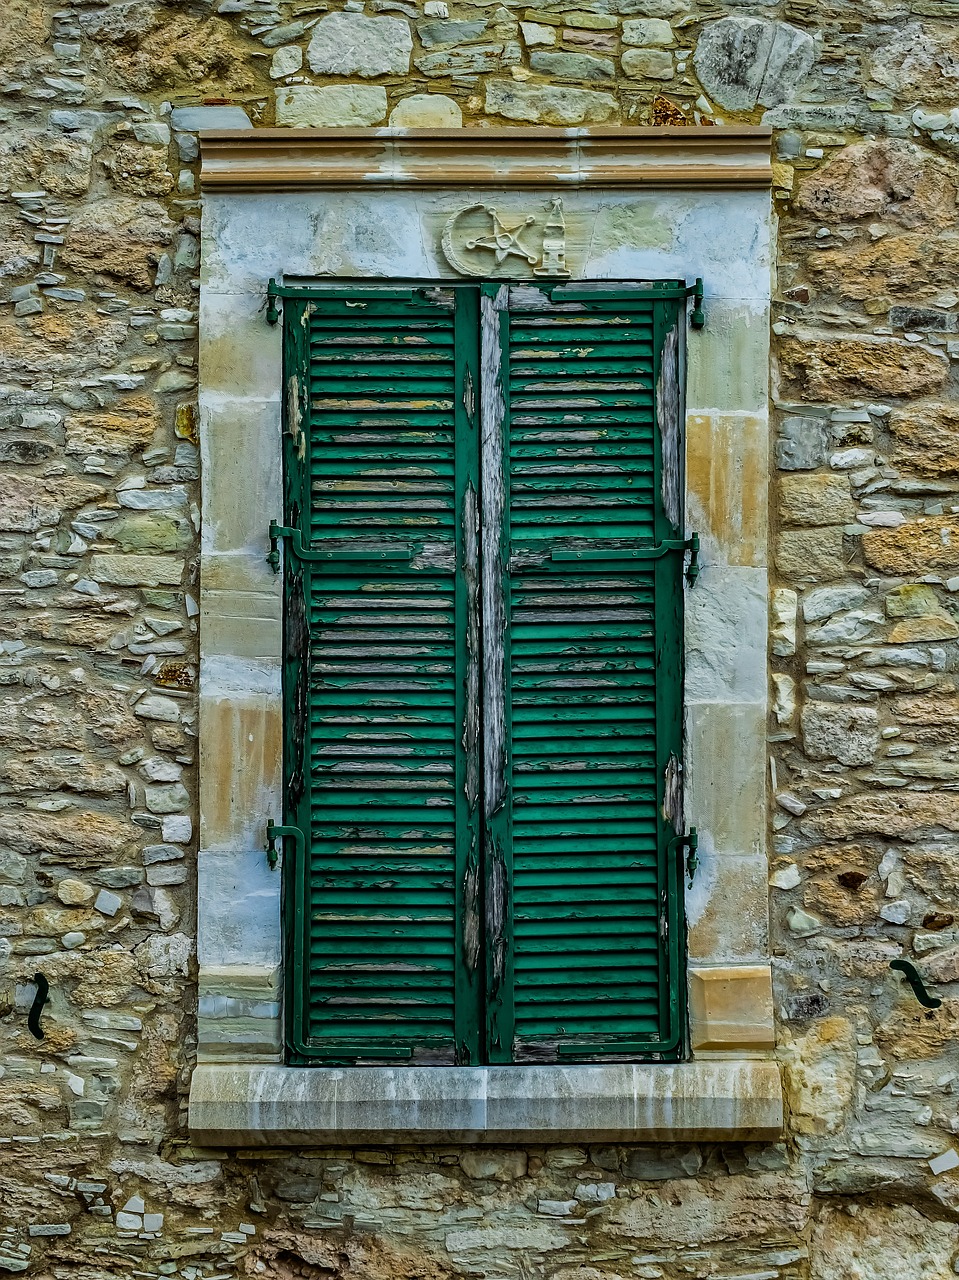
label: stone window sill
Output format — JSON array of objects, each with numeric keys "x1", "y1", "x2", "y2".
[{"x1": 188, "y1": 1061, "x2": 782, "y2": 1146}]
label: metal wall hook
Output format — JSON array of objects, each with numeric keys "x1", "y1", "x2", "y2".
[{"x1": 890, "y1": 958, "x2": 942, "y2": 1009}]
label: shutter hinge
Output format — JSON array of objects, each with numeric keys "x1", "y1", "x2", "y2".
[
  {"x1": 685, "y1": 277, "x2": 705, "y2": 329},
  {"x1": 669, "y1": 827, "x2": 699, "y2": 886},
  {"x1": 265, "y1": 819, "x2": 304, "y2": 871},
  {"x1": 266, "y1": 278, "x2": 280, "y2": 327}
]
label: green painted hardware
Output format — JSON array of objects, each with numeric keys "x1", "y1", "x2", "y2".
[
  {"x1": 890, "y1": 958, "x2": 942, "y2": 1009},
  {"x1": 279, "y1": 281, "x2": 694, "y2": 1066},
  {"x1": 265, "y1": 819, "x2": 305, "y2": 871},
  {"x1": 266, "y1": 277, "x2": 280, "y2": 327},
  {"x1": 686, "y1": 277, "x2": 705, "y2": 329},
  {"x1": 670, "y1": 827, "x2": 699, "y2": 885},
  {"x1": 551, "y1": 537, "x2": 698, "y2": 562},
  {"x1": 27, "y1": 971, "x2": 49, "y2": 1040},
  {"x1": 269, "y1": 521, "x2": 412, "y2": 570}
]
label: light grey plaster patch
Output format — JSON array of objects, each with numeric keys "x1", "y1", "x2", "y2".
[{"x1": 197, "y1": 851, "x2": 281, "y2": 969}]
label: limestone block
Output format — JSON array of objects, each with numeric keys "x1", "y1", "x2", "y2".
[
  {"x1": 780, "y1": 1017, "x2": 856, "y2": 1136},
  {"x1": 889, "y1": 614, "x2": 959, "y2": 642},
  {"x1": 622, "y1": 17, "x2": 673, "y2": 45},
  {"x1": 689, "y1": 965, "x2": 774, "y2": 1051},
  {"x1": 868, "y1": 22, "x2": 959, "y2": 99},
  {"x1": 776, "y1": 414, "x2": 830, "y2": 470},
  {"x1": 529, "y1": 50, "x2": 615, "y2": 79},
  {"x1": 275, "y1": 85, "x2": 388, "y2": 128},
  {"x1": 801, "y1": 702, "x2": 879, "y2": 766},
  {"x1": 776, "y1": 527, "x2": 845, "y2": 581},
  {"x1": 890, "y1": 401, "x2": 959, "y2": 476},
  {"x1": 771, "y1": 673, "x2": 796, "y2": 726},
  {"x1": 189, "y1": 1061, "x2": 784, "y2": 1144},
  {"x1": 779, "y1": 473, "x2": 854, "y2": 527},
  {"x1": 416, "y1": 17, "x2": 486, "y2": 46},
  {"x1": 771, "y1": 587, "x2": 797, "y2": 657},
  {"x1": 389, "y1": 93, "x2": 463, "y2": 127},
  {"x1": 0, "y1": 473, "x2": 104, "y2": 533},
  {"x1": 170, "y1": 106, "x2": 252, "y2": 130},
  {"x1": 807, "y1": 790, "x2": 959, "y2": 841},
  {"x1": 520, "y1": 21, "x2": 556, "y2": 46},
  {"x1": 686, "y1": 301, "x2": 770, "y2": 417},
  {"x1": 811, "y1": 1204, "x2": 959, "y2": 1280},
  {"x1": 91, "y1": 554, "x2": 182, "y2": 587},
  {"x1": 416, "y1": 42, "x2": 517, "y2": 76},
  {"x1": 796, "y1": 137, "x2": 956, "y2": 225},
  {"x1": 269, "y1": 45, "x2": 302, "y2": 78},
  {"x1": 199, "y1": 693, "x2": 282, "y2": 851},
  {"x1": 484, "y1": 79, "x2": 617, "y2": 124},
  {"x1": 693, "y1": 15, "x2": 815, "y2": 111},
  {"x1": 686, "y1": 703, "x2": 766, "y2": 858},
  {"x1": 803, "y1": 584, "x2": 870, "y2": 622},
  {"x1": 608, "y1": 1170, "x2": 807, "y2": 1245},
  {"x1": 306, "y1": 12, "x2": 412, "y2": 76},
  {"x1": 864, "y1": 515, "x2": 959, "y2": 575},
  {"x1": 779, "y1": 334, "x2": 949, "y2": 399},
  {"x1": 685, "y1": 566, "x2": 766, "y2": 704},
  {"x1": 686, "y1": 413, "x2": 767, "y2": 567},
  {"x1": 687, "y1": 851, "x2": 770, "y2": 963},
  {"x1": 622, "y1": 48, "x2": 674, "y2": 78},
  {"x1": 198, "y1": 851, "x2": 281, "y2": 970}
]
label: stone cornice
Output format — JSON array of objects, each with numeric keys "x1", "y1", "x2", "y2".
[{"x1": 199, "y1": 126, "x2": 773, "y2": 191}]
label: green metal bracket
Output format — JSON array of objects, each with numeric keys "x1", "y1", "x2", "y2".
[
  {"x1": 266, "y1": 278, "x2": 280, "y2": 327},
  {"x1": 268, "y1": 520, "x2": 412, "y2": 571},
  {"x1": 551, "y1": 533, "x2": 700, "y2": 586},
  {"x1": 890, "y1": 958, "x2": 942, "y2": 1009},
  {"x1": 686, "y1": 277, "x2": 705, "y2": 329},
  {"x1": 266, "y1": 819, "x2": 305, "y2": 871}
]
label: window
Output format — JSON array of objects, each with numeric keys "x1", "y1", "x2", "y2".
[{"x1": 272, "y1": 280, "x2": 693, "y2": 1067}]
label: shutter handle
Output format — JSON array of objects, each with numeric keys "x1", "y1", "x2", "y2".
[
  {"x1": 269, "y1": 522, "x2": 412, "y2": 566},
  {"x1": 265, "y1": 819, "x2": 305, "y2": 871},
  {"x1": 890, "y1": 959, "x2": 942, "y2": 1009}
]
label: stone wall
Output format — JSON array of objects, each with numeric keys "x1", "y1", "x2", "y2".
[{"x1": 3, "y1": 0, "x2": 959, "y2": 1275}]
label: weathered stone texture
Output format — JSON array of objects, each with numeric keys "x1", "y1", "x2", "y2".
[{"x1": 2, "y1": 0, "x2": 959, "y2": 1274}]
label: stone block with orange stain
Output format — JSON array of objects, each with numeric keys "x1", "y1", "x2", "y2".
[
  {"x1": 199, "y1": 692, "x2": 283, "y2": 852},
  {"x1": 686, "y1": 412, "x2": 767, "y2": 568},
  {"x1": 689, "y1": 965, "x2": 775, "y2": 1052},
  {"x1": 687, "y1": 852, "x2": 770, "y2": 965}
]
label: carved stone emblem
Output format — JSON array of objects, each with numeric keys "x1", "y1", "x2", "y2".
[{"x1": 441, "y1": 198, "x2": 571, "y2": 279}]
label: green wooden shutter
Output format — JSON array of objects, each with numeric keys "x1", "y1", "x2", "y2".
[
  {"x1": 281, "y1": 280, "x2": 687, "y2": 1066},
  {"x1": 282, "y1": 288, "x2": 482, "y2": 1065},
  {"x1": 485, "y1": 282, "x2": 687, "y2": 1062}
]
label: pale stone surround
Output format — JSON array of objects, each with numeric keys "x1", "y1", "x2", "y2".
[{"x1": 193, "y1": 128, "x2": 776, "y2": 1139}]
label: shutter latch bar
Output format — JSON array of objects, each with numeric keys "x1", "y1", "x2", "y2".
[
  {"x1": 890, "y1": 958, "x2": 942, "y2": 1009},
  {"x1": 269, "y1": 521, "x2": 413, "y2": 570},
  {"x1": 551, "y1": 533, "x2": 700, "y2": 585},
  {"x1": 685, "y1": 277, "x2": 705, "y2": 329},
  {"x1": 265, "y1": 819, "x2": 305, "y2": 871}
]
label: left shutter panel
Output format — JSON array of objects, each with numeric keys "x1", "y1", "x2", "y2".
[{"x1": 283, "y1": 288, "x2": 481, "y2": 1065}]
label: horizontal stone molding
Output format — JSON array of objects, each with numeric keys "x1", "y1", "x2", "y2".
[
  {"x1": 199, "y1": 126, "x2": 773, "y2": 192},
  {"x1": 189, "y1": 1061, "x2": 783, "y2": 1145}
]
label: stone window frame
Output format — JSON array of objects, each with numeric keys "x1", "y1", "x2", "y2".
[{"x1": 188, "y1": 127, "x2": 782, "y2": 1145}]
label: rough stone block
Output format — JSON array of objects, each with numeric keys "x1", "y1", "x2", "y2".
[
  {"x1": 275, "y1": 85, "x2": 388, "y2": 128},
  {"x1": 622, "y1": 48, "x2": 674, "y2": 78},
  {"x1": 389, "y1": 93, "x2": 463, "y2": 127},
  {"x1": 779, "y1": 473, "x2": 855, "y2": 526},
  {"x1": 776, "y1": 527, "x2": 846, "y2": 581},
  {"x1": 801, "y1": 702, "x2": 879, "y2": 766},
  {"x1": 484, "y1": 79, "x2": 617, "y2": 124},
  {"x1": 91, "y1": 554, "x2": 183, "y2": 587},
  {"x1": 306, "y1": 12, "x2": 412, "y2": 76}
]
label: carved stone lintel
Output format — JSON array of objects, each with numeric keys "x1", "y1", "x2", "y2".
[{"x1": 441, "y1": 198, "x2": 570, "y2": 278}]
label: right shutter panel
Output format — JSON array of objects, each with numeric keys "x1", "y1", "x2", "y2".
[
  {"x1": 283, "y1": 288, "x2": 481, "y2": 1066},
  {"x1": 502, "y1": 284, "x2": 686, "y2": 1062}
]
